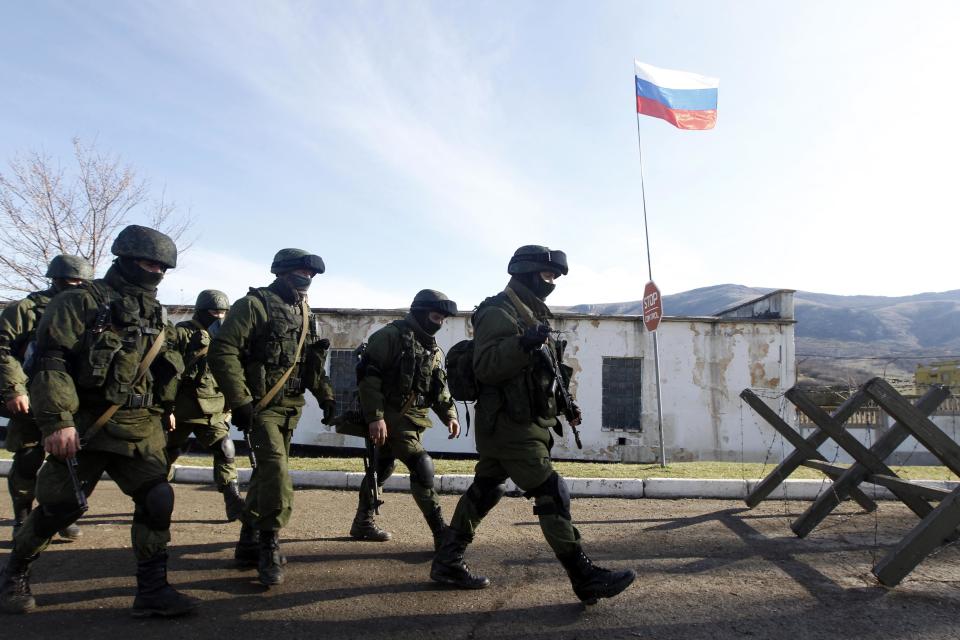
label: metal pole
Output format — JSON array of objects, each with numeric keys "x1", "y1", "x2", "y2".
[{"x1": 636, "y1": 109, "x2": 668, "y2": 467}]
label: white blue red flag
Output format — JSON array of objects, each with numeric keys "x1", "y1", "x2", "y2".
[{"x1": 635, "y1": 61, "x2": 719, "y2": 130}]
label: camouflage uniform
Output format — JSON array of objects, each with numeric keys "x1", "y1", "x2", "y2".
[
  {"x1": 166, "y1": 290, "x2": 243, "y2": 521},
  {"x1": 352, "y1": 289, "x2": 459, "y2": 548},
  {"x1": 208, "y1": 248, "x2": 334, "y2": 586},
  {"x1": 0, "y1": 226, "x2": 198, "y2": 618},
  {"x1": 431, "y1": 246, "x2": 636, "y2": 604},
  {"x1": 1, "y1": 255, "x2": 92, "y2": 541}
]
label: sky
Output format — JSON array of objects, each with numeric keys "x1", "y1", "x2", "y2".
[{"x1": 1, "y1": 1, "x2": 957, "y2": 309}]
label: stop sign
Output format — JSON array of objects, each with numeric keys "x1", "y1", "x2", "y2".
[{"x1": 642, "y1": 281, "x2": 662, "y2": 332}]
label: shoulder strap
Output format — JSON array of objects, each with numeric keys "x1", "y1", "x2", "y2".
[
  {"x1": 254, "y1": 298, "x2": 310, "y2": 412},
  {"x1": 503, "y1": 286, "x2": 539, "y2": 328}
]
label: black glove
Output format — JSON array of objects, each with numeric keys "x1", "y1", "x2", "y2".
[
  {"x1": 231, "y1": 402, "x2": 255, "y2": 432},
  {"x1": 320, "y1": 399, "x2": 336, "y2": 425},
  {"x1": 519, "y1": 324, "x2": 551, "y2": 352}
]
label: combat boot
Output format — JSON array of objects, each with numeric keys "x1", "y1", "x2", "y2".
[
  {"x1": 257, "y1": 530, "x2": 284, "y2": 586},
  {"x1": 11, "y1": 499, "x2": 31, "y2": 540},
  {"x1": 557, "y1": 547, "x2": 636, "y2": 604},
  {"x1": 0, "y1": 553, "x2": 37, "y2": 614},
  {"x1": 430, "y1": 526, "x2": 489, "y2": 589},
  {"x1": 424, "y1": 505, "x2": 447, "y2": 552},
  {"x1": 350, "y1": 508, "x2": 392, "y2": 542},
  {"x1": 221, "y1": 481, "x2": 244, "y2": 522},
  {"x1": 131, "y1": 551, "x2": 198, "y2": 618},
  {"x1": 57, "y1": 523, "x2": 82, "y2": 541},
  {"x1": 235, "y1": 522, "x2": 259, "y2": 567}
]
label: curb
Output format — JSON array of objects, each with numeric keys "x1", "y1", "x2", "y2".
[{"x1": 3, "y1": 459, "x2": 955, "y2": 500}]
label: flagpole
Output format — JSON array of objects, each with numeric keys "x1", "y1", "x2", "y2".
[{"x1": 635, "y1": 110, "x2": 667, "y2": 468}]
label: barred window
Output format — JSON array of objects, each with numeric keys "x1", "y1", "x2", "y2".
[
  {"x1": 329, "y1": 348, "x2": 360, "y2": 412},
  {"x1": 602, "y1": 357, "x2": 643, "y2": 430}
]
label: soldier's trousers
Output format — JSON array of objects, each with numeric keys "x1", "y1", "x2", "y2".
[
  {"x1": 6, "y1": 412, "x2": 43, "y2": 505},
  {"x1": 166, "y1": 416, "x2": 237, "y2": 488},
  {"x1": 243, "y1": 406, "x2": 300, "y2": 531},
  {"x1": 12, "y1": 446, "x2": 172, "y2": 561},
  {"x1": 450, "y1": 455, "x2": 581, "y2": 556},
  {"x1": 359, "y1": 425, "x2": 439, "y2": 518}
]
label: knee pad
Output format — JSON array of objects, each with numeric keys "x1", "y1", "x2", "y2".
[
  {"x1": 405, "y1": 451, "x2": 435, "y2": 490},
  {"x1": 466, "y1": 476, "x2": 507, "y2": 518},
  {"x1": 376, "y1": 456, "x2": 396, "y2": 485},
  {"x1": 525, "y1": 472, "x2": 571, "y2": 521},
  {"x1": 33, "y1": 501, "x2": 86, "y2": 538},
  {"x1": 219, "y1": 437, "x2": 236, "y2": 463},
  {"x1": 133, "y1": 480, "x2": 175, "y2": 531},
  {"x1": 13, "y1": 445, "x2": 46, "y2": 480}
]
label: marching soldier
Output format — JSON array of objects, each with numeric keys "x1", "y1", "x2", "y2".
[
  {"x1": 0, "y1": 225, "x2": 198, "y2": 617},
  {"x1": 430, "y1": 245, "x2": 636, "y2": 604},
  {"x1": 2, "y1": 255, "x2": 92, "y2": 542},
  {"x1": 352, "y1": 289, "x2": 460, "y2": 549},
  {"x1": 208, "y1": 249, "x2": 335, "y2": 586},
  {"x1": 166, "y1": 289, "x2": 244, "y2": 521}
]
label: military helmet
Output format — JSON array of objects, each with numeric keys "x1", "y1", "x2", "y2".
[
  {"x1": 270, "y1": 248, "x2": 325, "y2": 275},
  {"x1": 110, "y1": 225, "x2": 178, "y2": 269},
  {"x1": 45, "y1": 254, "x2": 93, "y2": 280},
  {"x1": 195, "y1": 289, "x2": 230, "y2": 311},
  {"x1": 410, "y1": 289, "x2": 458, "y2": 316},
  {"x1": 507, "y1": 245, "x2": 568, "y2": 277}
]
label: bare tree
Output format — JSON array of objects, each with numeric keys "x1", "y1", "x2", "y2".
[{"x1": 0, "y1": 138, "x2": 193, "y2": 299}]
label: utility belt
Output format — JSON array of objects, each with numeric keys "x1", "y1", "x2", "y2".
[{"x1": 124, "y1": 392, "x2": 154, "y2": 409}]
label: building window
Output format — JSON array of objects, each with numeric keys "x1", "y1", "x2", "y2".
[
  {"x1": 602, "y1": 357, "x2": 643, "y2": 430},
  {"x1": 329, "y1": 348, "x2": 360, "y2": 412}
]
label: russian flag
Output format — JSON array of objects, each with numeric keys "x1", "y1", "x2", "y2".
[{"x1": 635, "y1": 61, "x2": 719, "y2": 130}]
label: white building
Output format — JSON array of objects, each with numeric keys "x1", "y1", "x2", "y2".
[{"x1": 269, "y1": 289, "x2": 797, "y2": 463}]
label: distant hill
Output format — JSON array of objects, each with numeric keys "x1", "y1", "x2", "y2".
[{"x1": 567, "y1": 284, "x2": 960, "y2": 388}]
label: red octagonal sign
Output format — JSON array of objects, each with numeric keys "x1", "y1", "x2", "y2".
[{"x1": 642, "y1": 281, "x2": 663, "y2": 332}]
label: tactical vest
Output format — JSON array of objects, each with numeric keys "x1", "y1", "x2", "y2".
[
  {"x1": 476, "y1": 293, "x2": 559, "y2": 425},
  {"x1": 73, "y1": 280, "x2": 173, "y2": 414},
  {"x1": 388, "y1": 320, "x2": 443, "y2": 409},
  {"x1": 176, "y1": 319, "x2": 225, "y2": 415},
  {"x1": 243, "y1": 287, "x2": 315, "y2": 404}
]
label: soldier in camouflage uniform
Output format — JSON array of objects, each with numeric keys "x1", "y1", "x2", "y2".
[
  {"x1": 208, "y1": 249, "x2": 335, "y2": 586},
  {"x1": 352, "y1": 289, "x2": 461, "y2": 549},
  {"x1": 166, "y1": 289, "x2": 244, "y2": 521},
  {"x1": 0, "y1": 225, "x2": 198, "y2": 617},
  {"x1": 2, "y1": 255, "x2": 92, "y2": 543},
  {"x1": 431, "y1": 245, "x2": 635, "y2": 604}
]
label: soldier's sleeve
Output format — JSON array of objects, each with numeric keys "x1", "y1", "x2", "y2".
[
  {"x1": 431, "y1": 350, "x2": 457, "y2": 424},
  {"x1": 358, "y1": 326, "x2": 396, "y2": 424},
  {"x1": 472, "y1": 305, "x2": 534, "y2": 385},
  {"x1": 0, "y1": 299, "x2": 31, "y2": 402},
  {"x1": 151, "y1": 322, "x2": 185, "y2": 410},
  {"x1": 30, "y1": 292, "x2": 90, "y2": 436},
  {"x1": 208, "y1": 295, "x2": 263, "y2": 409}
]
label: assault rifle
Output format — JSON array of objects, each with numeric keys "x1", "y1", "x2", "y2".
[
  {"x1": 66, "y1": 455, "x2": 89, "y2": 514},
  {"x1": 244, "y1": 430, "x2": 257, "y2": 470},
  {"x1": 538, "y1": 342, "x2": 583, "y2": 449},
  {"x1": 363, "y1": 437, "x2": 384, "y2": 515}
]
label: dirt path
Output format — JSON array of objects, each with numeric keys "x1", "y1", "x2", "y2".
[{"x1": 2, "y1": 482, "x2": 959, "y2": 639}]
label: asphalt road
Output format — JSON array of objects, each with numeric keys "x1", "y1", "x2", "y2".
[{"x1": 2, "y1": 482, "x2": 960, "y2": 639}]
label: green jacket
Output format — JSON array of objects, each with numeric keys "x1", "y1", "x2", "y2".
[
  {"x1": 29, "y1": 266, "x2": 183, "y2": 455},
  {"x1": 359, "y1": 313, "x2": 457, "y2": 430},
  {"x1": 171, "y1": 315, "x2": 227, "y2": 423},
  {"x1": 208, "y1": 278, "x2": 334, "y2": 412},
  {"x1": 472, "y1": 277, "x2": 571, "y2": 459},
  {"x1": 0, "y1": 288, "x2": 53, "y2": 403}
]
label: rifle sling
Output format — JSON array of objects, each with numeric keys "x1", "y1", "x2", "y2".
[{"x1": 254, "y1": 298, "x2": 310, "y2": 413}]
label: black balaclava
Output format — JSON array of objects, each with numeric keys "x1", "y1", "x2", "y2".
[
  {"x1": 521, "y1": 271, "x2": 556, "y2": 300},
  {"x1": 412, "y1": 309, "x2": 442, "y2": 336},
  {"x1": 282, "y1": 272, "x2": 313, "y2": 296},
  {"x1": 52, "y1": 278, "x2": 87, "y2": 293},
  {"x1": 116, "y1": 257, "x2": 165, "y2": 288},
  {"x1": 197, "y1": 310, "x2": 223, "y2": 329}
]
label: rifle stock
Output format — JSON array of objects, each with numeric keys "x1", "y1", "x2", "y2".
[{"x1": 363, "y1": 438, "x2": 384, "y2": 514}]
